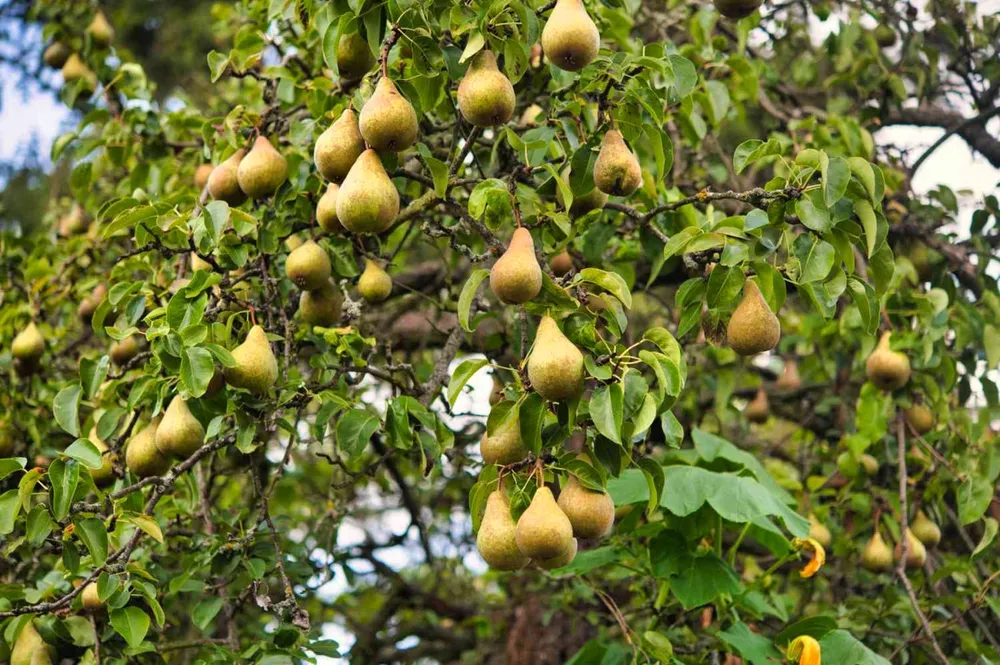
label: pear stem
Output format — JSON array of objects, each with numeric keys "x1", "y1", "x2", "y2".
[{"x1": 378, "y1": 24, "x2": 402, "y2": 80}]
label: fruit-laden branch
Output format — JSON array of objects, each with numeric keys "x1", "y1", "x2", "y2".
[{"x1": 885, "y1": 105, "x2": 1000, "y2": 169}]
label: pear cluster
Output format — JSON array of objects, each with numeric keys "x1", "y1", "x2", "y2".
[
  {"x1": 123, "y1": 396, "x2": 206, "y2": 479},
  {"x1": 206, "y1": 136, "x2": 287, "y2": 204}
]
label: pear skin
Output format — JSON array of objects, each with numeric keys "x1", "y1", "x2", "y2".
[
  {"x1": 713, "y1": 0, "x2": 762, "y2": 19},
  {"x1": 194, "y1": 163, "x2": 213, "y2": 191},
  {"x1": 125, "y1": 418, "x2": 170, "y2": 479},
  {"x1": 910, "y1": 510, "x2": 941, "y2": 547},
  {"x1": 208, "y1": 149, "x2": 247, "y2": 205},
  {"x1": 358, "y1": 259, "x2": 393, "y2": 302},
  {"x1": 808, "y1": 513, "x2": 831, "y2": 548},
  {"x1": 480, "y1": 415, "x2": 528, "y2": 465},
  {"x1": 317, "y1": 183, "x2": 342, "y2": 233},
  {"x1": 286, "y1": 240, "x2": 332, "y2": 290},
  {"x1": 237, "y1": 136, "x2": 287, "y2": 198},
  {"x1": 43, "y1": 42, "x2": 70, "y2": 68},
  {"x1": 490, "y1": 227, "x2": 542, "y2": 304},
  {"x1": 727, "y1": 279, "x2": 781, "y2": 355},
  {"x1": 81, "y1": 582, "x2": 103, "y2": 610},
  {"x1": 337, "y1": 31, "x2": 376, "y2": 83},
  {"x1": 11, "y1": 620, "x2": 54, "y2": 665},
  {"x1": 549, "y1": 249, "x2": 574, "y2": 277},
  {"x1": 905, "y1": 404, "x2": 933, "y2": 434},
  {"x1": 359, "y1": 77, "x2": 419, "y2": 153},
  {"x1": 745, "y1": 387, "x2": 769, "y2": 423},
  {"x1": 314, "y1": 109, "x2": 365, "y2": 182},
  {"x1": 515, "y1": 486, "x2": 574, "y2": 559},
  {"x1": 535, "y1": 537, "x2": 578, "y2": 570},
  {"x1": 865, "y1": 332, "x2": 910, "y2": 391},
  {"x1": 895, "y1": 527, "x2": 927, "y2": 569},
  {"x1": 541, "y1": 0, "x2": 600, "y2": 71},
  {"x1": 861, "y1": 531, "x2": 894, "y2": 572},
  {"x1": 557, "y1": 475, "x2": 615, "y2": 539},
  {"x1": 336, "y1": 149, "x2": 400, "y2": 234},
  {"x1": 527, "y1": 315, "x2": 584, "y2": 401},
  {"x1": 61, "y1": 53, "x2": 97, "y2": 91},
  {"x1": 109, "y1": 335, "x2": 140, "y2": 367},
  {"x1": 224, "y1": 325, "x2": 279, "y2": 394},
  {"x1": 155, "y1": 396, "x2": 205, "y2": 458},
  {"x1": 12, "y1": 322, "x2": 45, "y2": 363},
  {"x1": 87, "y1": 427, "x2": 117, "y2": 486},
  {"x1": 300, "y1": 281, "x2": 343, "y2": 327},
  {"x1": 458, "y1": 50, "x2": 516, "y2": 127},
  {"x1": 520, "y1": 103, "x2": 544, "y2": 127},
  {"x1": 776, "y1": 359, "x2": 801, "y2": 390},
  {"x1": 477, "y1": 489, "x2": 530, "y2": 570},
  {"x1": 593, "y1": 130, "x2": 642, "y2": 197},
  {"x1": 86, "y1": 10, "x2": 114, "y2": 47}
]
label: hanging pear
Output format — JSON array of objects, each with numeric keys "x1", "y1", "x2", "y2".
[
  {"x1": 557, "y1": 166, "x2": 608, "y2": 217},
  {"x1": 745, "y1": 387, "x2": 769, "y2": 423},
  {"x1": 81, "y1": 582, "x2": 103, "y2": 610},
  {"x1": 359, "y1": 77, "x2": 419, "y2": 152},
  {"x1": 155, "y1": 396, "x2": 205, "y2": 458},
  {"x1": 358, "y1": 259, "x2": 393, "y2": 303},
  {"x1": 549, "y1": 249, "x2": 574, "y2": 277},
  {"x1": 300, "y1": 281, "x2": 343, "y2": 327},
  {"x1": 314, "y1": 109, "x2": 365, "y2": 182},
  {"x1": 489, "y1": 375, "x2": 505, "y2": 405},
  {"x1": 61, "y1": 53, "x2": 97, "y2": 91},
  {"x1": 12, "y1": 322, "x2": 45, "y2": 364},
  {"x1": 860, "y1": 453, "x2": 879, "y2": 476},
  {"x1": 224, "y1": 325, "x2": 279, "y2": 394},
  {"x1": 490, "y1": 227, "x2": 542, "y2": 304},
  {"x1": 540, "y1": 0, "x2": 600, "y2": 71},
  {"x1": 905, "y1": 403, "x2": 934, "y2": 434},
  {"x1": 337, "y1": 31, "x2": 376, "y2": 83},
  {"x1": 910, "y1": 510, "x2": 941, "y2": 547},
  {"x1": 11, "y1": 620, "x2": 54, "y2": 665},
  {"x1": 191, "y1": 253, "x2": 213, "y2": 272},
  {"x1": 808, "y1": 513, "x2": 831, "y2": 548},
  {"x1": 593, "y1": 129, "x2": 642, "y2": 197},
  {"x1": 458, "y1": 50, "x2": 516, "y2": 127},
  {"x1": 78, "y1": 283, "x2": 107, "y2": 323},
  {"x1": 865, "y1": 331, "x2": 910, "y2": 391},
  {"x1": 194, "y1": 163, "x2": 213, "y2": 191},
  {"x1": 536, "y1": 537, "x2": 578, "y2": 570},
  {"x1": 0, "y1": 420, "x2": 16, "y2": 457},
  {"x1": 777, "y1": 359, "x2": 801, "y2": 390},
  {"x1": 480, "y1": 414, "x2": 528, "y2": 465},
  {"x1": 527, "y1": 315, "x2": 584, "y2": 401},
  {"x1": 336, "y1": 149, "x2": 400, "y2": 234},
  {"x1": 713, "y1": 0, "x2": 763, "y2": 19},
  {"x1": 208, "y1": 149, "x2": 247, "y2": 205},
  {"x1": 557, "y1": 474, "x2": 615, "y2": 539},
  {"x1": 895, "y1": 527, "x2": 927, "y2": 569},
  {"x1": 43, "y1": 42, "x2": 70, "y2": 68},
  {"x1": 125, "y1": 418, "x2": 170, "y2": 478},
  {"x1": 109, "y1": 335, "x2": 140, "y2": 366},
  {"x1": 87, "y1": 426, "x2": 116, "y2": 486},
  {"x1": 86, "y1": 10, "x2": 114, "y2": 47},
  {"x1": 285, "y1": 240, "x2": 332, "y2": 291},
  {"x1": 514, "y1": 486, "x2": 574, "y2": 559},
  {"x1": 861, "y1": 531, "x2": 894, "y2": 572},
  {"x1": 727, "y1": 279, "x2": 781, "y2": 355},
  {"x1": 237, "y1": 136, "x2": 287, "y2": 198},
  {"x1": 520, "y1": 103, "x2": 544, "y2": 127},
  {"x1": 476, "y1": 489, "x2": 530, "y2": 570},
  {"x1": 317, "y1": 183, "x2": 342, "y2": 233}
]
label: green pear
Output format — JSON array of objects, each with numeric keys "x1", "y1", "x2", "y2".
[
  {"x1": 208, "y1": 149, "x2": 247, "y2": 205},
  {"x1": 895, "y1": 527, "x2": 927, "y2": 569},
  {"x1": 125, "y1": 418, "x2": 170, "y2": 479},
  {"x1": 480, "y1": 414, "x2": 527, "y2": 465},
  {"x1": 557, "y1": 166, "x2": 608, "y2": 217},
  {"x1": 81, "y1": 582, "x2": 103, "y2": 610},
  {"x1": 300, "y1": 281, "x2": 343, "y2": 327},
  {"x1": 557, "y1": 475, "x2": 614, "y2": 539},
  {"x1": 317, "y1": 183, "x2": 342, "y2": 233},
  {"x1": 910, "y1": 510, "x2": 941, "y2": 547},
  {"x1": 109, "y1": 335, "x2": 140, "y2": 367},
  {"x1": 905, "y1": 404, "x2": 933, "y2": 434},
  {"x1": 490, "y1": 227, "x2": 542, "y2": 304},
  {"x1": 865, "y1": 332, "x2": 910, "y2": 391},
  {"x1": 476, "y1": 489, "x2": 530, "y2": 570},
  {"x1": 535, "y1": 537, "x2": 577, "y2": 570},
  {"x1": 861, "y1": 531, "x2": 893, "y2": 572},
  {"x1": 87, "y1": 426, "x2": 116, "y2": 486},
  {"x1": 11, "y1": 620, "x2": 54, "y2": 665},
  {"x1": 357, "y1": 259, "x2": 393, "y2": 302},
  {"x1": 237, "y1": 136, "x2": 287, "y2": 198},
  {"x1": 285, "y1": 240, "x2": 332, "y2": 290},
  {"x1": 515, "y1": 486, "x2": 574, "y2": 559},
  {"x1": 727, "y1": 279, "x2": 780, "y2": 355},
  {"x1": 61, "y1": 53, "x2": 97, "y2": 91},
  {"x1": 457, "y1": 50, "x2": 516, "y2": 127},
  {"x1": 155, "y1": 396, "x2": 205, "y2": 458},
  {"x1": 43, "y1": 42, "x2": 70, "y2": 68},
  {"x1": 359, "y1": 77, "x2": 418, "y2": 152},
  {"x1": 336, "y1": 149, "x2": 400, "y2": 234},
  {"x1": 86, "y1": 10, "x2": 114, "y2": 47},
  {"x1": 540, "y1": 0, "x2": 600, "y2": 71},
  {"x1": 12, "y1": 322, "x2": 45, "y2": 363},
  {"x1": 527, "y1": 315, "x2": 584, "y2": 401},
  {"x1": 314, "y1": 109, "x2": 365, "y2": 182},
  {"x1": 336, "y1": 31, "x2": 376, "y2": 83},
  {"x1": 713, "y1": 0, "x2": 762, "y2": 19},
  {"x1": 224, "y1": 325, "x2": 279, "y2": 394},
  {"x1": 593, "y1": 129, "x2": 642, "y2": 197}
]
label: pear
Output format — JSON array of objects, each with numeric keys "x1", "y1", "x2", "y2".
[
  {"x1": 0, "y1": 421, "x2": 15, "y2": 457},
  {"x1": 776, "y1": 359, "x2": 801, "y2": 390},
  {"x1": 895, "y1": 527, "x2": 927, "y2": 569},
  {"x1": 125, "y1": 418, "x2": 170, "y2": 479},
  {"x1": 207, "y1": 149, "x2": 247, "y2": 205},
  {"x1": 910, "y1": 510, "x2": 941, "y2": 547},
  {"x1": 87, "y1": 427, "x2": 116, "y2": 486},
  {"x1": 358, "y1": 259, "x2": 393, "y2": 303},
  {"x1": 457, "y1": 50, "x2": 516, "y2": 127},
  {"x1": 557, "y1": 475, "x2": 615, "y2": 539},
  {"x1": 865, "y1": 332, "x2": 910, "y2": 391},
  {"x1": 191, "y1": 253, "x2": 213, "y2": 272},
  {"x1": 527, "y1": 315, "x2": 584, "y2": 401},
  {"x1": 476, "y1": 489, "x2": 530, "y2": 570},
  {"x1": 490, "y1": 227, "x2": 542, "y2": 304},
  {"x1": 359, "y1": 77, "x2": 419, "y2": 153},
  {"x1": 86, "y1": 10, "x2": 114, "y2": 47},
  {"x1": 224, "y1": 325, "x2": 279, "y2": 394},
  {"x1": 11, "y1": 620, "x2": 54, "y2": 665},
  {"x1": 43, "y1": 42, "x2": 70, "y2": 68},
  {"x1": 808, "y1": 514, "x2": 831, "y2": 548},
  {"x1": 12, "y1": 322, "x2": 45, "y2": 363},
  {"x1": 489, "y1": 376, "x2": 505, "y2": 405},
  {"x1": 109, "y1": 335, "x2": 140, "y2": 366},
  {"x1": 520, "y1": 103, "x2": 544, "y2": 127},
  {"x1": 549, "y1": 249, "x2": 573, "y2": 277},
  {"x1": 861, "y1": 531, "x2": 893, "y2": 572},
  {"x1": 745, "y1": 387, "x2": 769, "y2": 423},
  {"x1": 515, "y1": 486, "x2": 574, "y2": 559},
  {"x1": 300, "y1": 281, "x2": 343, "y2": 326},
  {"x1": 285, "y1": 235, "x2": 304, "y2": 251},
  {"x1": 237, "y1": 136, "x2": 287, "y2": 198},
  {"x1": 593, "y1": 130, "x2": 642, "y2": 197},
  {"x1": 860, "y1": 454, "x2": 879, "y2": 476},
  {"x1": 557, "y1": 167, "x2": 608, "y2": 216},
  {"x1": 480, "y1": 415, "x2": 527, "y2": 465},
  {"x1": 336, "y1": 149, "x2": 400, "y2": 234},
  {"x1": 81, "y1": 582, "x2": 103, "y2": 610},
  {"x1": 285, "y1": 240, "x2": 332, "y2": 290},
  {"x1": 713, "y1": 0, "x2": 762, "y2": 19},
  {"x1": 874, "y1": 25, "x2": 897, "y2": 48},
  {"x1": 540, "y1": 0, "x2": 600, "y2": 71},
  {"x1": 314, "y1": 109, "x2": 365, "y2": 182},
  {"x1": 905, "y1": 404, "x2": 934, "y2": 435},
  {"x1": 336, "y1": 31, "x2": 375, "y2": 83},
  {"x1": 61, "y1": 53, "x2": 97, "y2": 91},
  {"x1": 727, "y1": 279, "x2": 781, "y2": 355},
  {"x1": 58, "y1": 204, "x2": 87, "y2": 236},
  {"x1": 155, "y1": 396, "x2": 205, "y2": 458},
  {"x1": 194, "y1": 163, "x2": 213, "y2": 191},
  {"x1": 536, "y1": 537, "x2": 578, "y2": 570},
  {"x1": 317, "y1": 184, "x2": 342, "y2": 233}
]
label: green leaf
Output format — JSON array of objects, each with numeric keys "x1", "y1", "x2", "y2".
[
  {"x1": 181, "y1": 347, "x2": 215, "y2": 398},
  {"x1": 853, "y1": 199, "x2": 877, "y2": 257},
  {"x1": 650, "y1": 531, "x2": 742, "y2": 609},
  {"x1": 819, "y1": 630, "x2": 890, "y2": 665},
  {"x1": 0, "y1": 489, "x2": 21, "y2": 535},
  {"x1": 794, "y1": 195, "x2": 831, "y2": 233},
  {"x1": 590, "y1": 384, "x2": 623, "y2": 445},
  {"x1": 79, "y1": 355, "x2": 110, "y2": 400},
  {"x1": 76, "y1": 517, "x2": 109, "y2": 566},
  {"x1": 62, "y1": 439, "x2": 103, "y2": 469},
  {"x1": 706, "y1": 265, "x2": 745, "y2": 308},
  {"x1": 447, "y1": 358, "x2": 489, "y2": 408},
  {"x1": 718, "y1": 621, "x2": 782, "y2": 665},
  {"x1": 459, "y1": 31, "x2": 485, "y2": 63},
  {"x1": 48, "y1": 458, "x2": 80, "y2": 521},
  {"x1": 110, "y1": 606, "x2": 150, "y2": 648},
  {"x1": 661, "y1": 411, "x2": 684, "y2": 448},
  {"x1": 847, "y1": 157, "x2": 877, "y2": 201},
  {"x1": 668, "y1": 55, "x2": 697, "y2": 97},
  {"x1": 577, "y1": 268, "x2": 632, "y2": 309},
  {"x1": 984, "y1": 325, "x2": 1000, "y2": 369},
  {"x1": 793, "y1": 235, "x2": 836, "y2": 283},
  {"x1": 822, "y1": 155, "x2": 850, "y2": 207},
  {"x1": 972, "y1": 517, "x2": 997, "y2": 558},
  {"x1": 54, "y1": 384, "x2": 83, "y2": 437},
  {"x1": 416, "y1": 144, "x2": 448, "y2": 198},
  {"x1": 458, "y1": 269, "x2": 489, "y2": 332},
  {"x1": 774, "y1": 615, "x2": 837, "y2": 646},
  {"x1": 958, "y1": 476, "x2": 992, "y2": 525},
  {"x1": 336, "y1": 409, "x2": 380, "y2": 460},
  {"x1": 192, "y1": 597, "x2": 224, "y2": 631},
  {"x1": 122, "y1": 513, "x2": 165, "y2": 544},
  {"x1": 518, "y1": 392, "x2": 546, "y2": 455},
  {"x1": 733, "y1": 138, "x2": 782, "y2": 175}
]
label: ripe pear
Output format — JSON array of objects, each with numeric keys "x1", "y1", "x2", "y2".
[
  {"x1": 224, "y1": 325, "x2": 279, "y2": 394},
  {"x1": 905, "y1": 404, "x2": 934, "y2": 435},
  {"x1": 11, "y1": 620, "x2": 54, "y2": 665},
  {"x1": 358, "y1": 259, "x2": 393, "y2": 302},
  {"x1": 86, "y1": 10, "x2": 114, "y2": 47},
  {"x1": 910, "y1": 510, "x2": 941, "y2": 547},
  {"x1": 745, "y1": 387, "x2": 769, "y2": 423},
  {"x1": 285, "y1": 240, "x2": 332, "y2": 290},
  {"x1": 895, "y1": 527, "x2": 927, "y2": 569},
  {"x1": 207, "y1": 149, "x2": 247, "y2": 205},
  {"x1": 557, "y1": 167, "x2": 608, "y2": 216},
  {"x1": 12, "y1": 322, "x2": 45, "y2": 363},
  {"x1": 336, "y1": 31, "x2": 375, "y2": 83},
  {"x1": 458, "y1": 50, "x2": 516, "y2": 127},
  {"x1": 536, "y1": 537, "x2": 578, "y2": 570},
  {"x1": 727, "y1": 279, "x2": 781, "y2": 355},
  {"x1": 593, "y1": 130, "x2": 642, "y2": 197},
  {"x1": 109, "y1": 335, "x2": 140, "y2": 366},
  {"x1": 540, "y1": 0, "x2": 600, "y2": 71},
  {"x1": 865, "y1": 332, "x2": 910, "y2": 391},
  {"x1": 557, "y1": 475, "x2": 614, "y2": 539},
  {"x1": 314, "y1": 109, "x2": 365, "y2": 182},
  {"x1": 477, "y1": 489, "x2": 530, "y2": 570},
  {"x1": 300, "y1": 281, "x2": 343, "y2": 327},
  {"x1": 194, "y1": 163, "x2": 213, "y2": 191},
  {"x1": 713, "y1": 0, "x2": 762, "y2": 19},
  {"x1": 87, "y1": 427, "x2": 116, "y2": 486},
  {"x1": 490, "y1": 227, "x2": 542, "y2": 304},
  {"x1": 359, "y1": 77, "x2": 418, "y2": 152},
  {"x1": 808, "y1": 514, "x2": 831, "y2": 548},
  {"x1": 861, "y1": 531, "x2": 893, "y2": 572},
  {"x1": 155, "y1": 396, "x2": 205, "y2": 458},
  {"x1": 61, "y1": 53, "x2": 97, "y2": 91},
  {"x1": 520, "y1": 103, "x2": 544, "y2": 127},
  {"x1": 191, "y1": 253, "x2": 213, "y2": 272},
  {"x1": 860, "y1": 454, "x2": 879, "y2": 476},
  {"x1": 480, "y1": 416, "x2": 527, "y2": 466},
  {"x1": 317, "y1": 184, "x2": 342, "y2": 233},
  {"x1": 527, "y1": 315, "x2": 584, "y2": 401},
  {"x1": 549, "y1": 249, "x2": 573, "y2": 277},
  {"x1": 515, "y1": 486, "x2": 574, "y2": 559},
  {"x1": 43, "y1": 42, "x2": 70, "y2": 68},
  {"x1": 776, "y1": 359, "x2": 801, "y2": 390},
  {"x1": 489, "y1": 376, "x2": 505, "y2": 405},
  {"x1": 336, "y1": 149, "x2": 400, "y2": 234},
  {"x1": 81, "y1": 582, "x2": 103, "y2": 610},
  {"x1": 237, "y1": 136, "x2": 287, "y2": 198},
  {"x1": 125, "y1": 418, "x2": 170, "y2": 479}
]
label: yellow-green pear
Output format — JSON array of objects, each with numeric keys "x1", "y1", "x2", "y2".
[
  {"x1": 549, "y1": 249, "x2": 573, "y2": 277},
  {"x1": 593, "y1": 129, "x2": 642, "y2": 197},
  {"x1": 476, "y1": 489, "x2": 530, "y2": 570},
  {"x1": 316, "y1": 183, "x2": 341, "y2": 232},
  {"x1": 490, "y1": 227, "x2": 542, "y2": 304},
  {"x1": 191, "y1": 253, "x2": 212, "y2": 272},
  {"x1": 895, "y1": 527, "x2": 927, "y2": 569},
  {"x1": 745, "y1": 387, "x2": 769, "y2": 423},
  {"x1": 336, "y1": 149, "x2": 400, "y2": 234},
  {"x1": 87, "y1": 427, "x2": 116, "y2": 486},
  {"x1": 224, "y1": 325, "x2": 279, "y2": 394},
  {"x1": 11, "y1": 620, "x2": 54, "y2": 665},
  {"x1": 480, "y1": 415, "x2": 527, "y2": 465},
  {"x1": 43, "y1": 42, "x2": 70, "y2": 68},
  {"x1": 905, "y1": 404, "x2": 934, "y2": 435},
  {"x1": 527, "y1": 315, "x2": 584, "y2": 401},
  {"x1": 285, "y1": 240, "x2": 332, "y2": 290},
  {"x1": 520, "y1": 103, "x2": 544, "y2": 126},
  {"x1": 911, "y1": 510, "x2": 941, "y2": 547},
  {"x1": 86, "y1": 10, "x2": 114, "y2": 47},
  {"x1": 777, "y1": 359, "x2": 801, "y2": 390},
  {"x1": 557, "y1": 166, "x2": 608, "y2": 217},
  {"x1": 61, "y1": 53, "x2": 97, "y2": 91},
  {"x1": 861, "y1": 531, "x2": 893, "y2": 572},
  {"x1": 457, "y1": 50, "x2": 516, "y2": 127},
  {"x1": 109, "y1": 335, "x2": 140, "y2": 367},
  {"x1": 536, "y1": 537, "x2": 578, "y2": 570},
  {"x1": 808, "y1": 513, "x2": 831, "y2": 548},
  {"x1": 336, "y1": 31, "x2": 375, "y2": 83},
  {"x1": 12, "y1": 322, "x2": 45, "y2": 363},
  {"x1": 557, "y1": 475, "x2": 614, "y2": 539},
  {"x1": 58, "y1": 204, "x2": 87, "y2": 236},
  {"x1": 860, "y1": 453, "x2": 879, "y2": 476},
  {"x1": 359, "y1": 77, "x2": 418, "y2": 153},
  {"x1": 713, "y1": 0, "x2": 762, "y2": 19},
  {"x1": 358, "y1": 259, "x2": 393, "y2": 302},
  {"x1": 238, "y1": 136, "x2": 287, "y2": 198},
  {"x1": 314, "y1": 109, "x2": 365, "y2": 182},
  {"x1": 865, "y1": 332, "x2": 910, "y2": 391},
  {"x1": 300, "y1": 281, "x2": 343, "y2": 327},
  {"x1": 155, "y1": 396, "x2": 205, "y2": 458},
  {"x1": 208, "y1": 149, "x2": 247, "y2": 205},
  {"x1": 514, "y1": 486, "x2": 574, "y2": 559},
  {"x1": 125, "y1": 418, "x2": 170, "y2": 479},
  {"x1": 727, "y1": 279, "x2": 780, "y2": 355},
  {"x1": 81, "y1": 582, "x2": 103, "y2": 610},
  {"x1": 194, "y1": 163, "x2": 213, "y2": 191},
  {"x1": 540, "y1": 0, "x2": 600, "y2": 71}
]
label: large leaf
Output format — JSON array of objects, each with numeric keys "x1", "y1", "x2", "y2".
[{"x1": 650, "y1": 531, "x2": 742, "y2": 609}]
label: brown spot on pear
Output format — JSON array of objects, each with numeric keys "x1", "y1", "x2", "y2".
[
  {"x1": 237, "y1": 136, "x2": 287, "y2": 198},
  {"x1": 910, "y1": 510, "x2": 941, "y2": 547},
  {"x1": 593, "y1": 129, "x2": 642, "y2": 197},
  {"x1": 285, "y1": 240, "x2": 332, "y2": 291},
  {"x1": 476, "y1": 489, "x2": 530, "y2": 570},
  {"x1": 336, "y1": 149, "x2": 400, "y2": 234},
  {"x1": 727, "y1": 279, "x2": 780, "y2": 355},
  {"x1": 358, "y1": 259, "x2": 393, "y2": 303},
  {"x1": 745, "y1": 387, "x2": 769, "y2": 423},
  {"x1": 155, "y1": 396, "x2": 205, "y2": 458},
  {"x1": 861, "y1": 531, "x2": 893, "y2": 572},
  {"x1": 359, "y1": 77, "x2": 418, "y2": 153},
  {"x1": 314, "y1": 109, "x2": 365, "y2": 182},
  {"x1": 336, "y1": 31, "x2": 375, "y2": 83},
  {"x1": 208, "y1": 149, "x2": 247, "y2": 206},
  {"x1": 224, "y1": 325, "x2": 278, "y2": 394},
  {"x1": 540, "y1": 0, "x2": 600, "y2": 71},
  {"x1": 557, "y1": 475, "x2": 614, "y2": 539},
  {"x1": 515, "y1": 486, "x2": 574, "y2": 559},
  {"x1": 527, "y1": 315, "x2": 584, "y2": 401},
  {"x1": 490, "y1": 227, "x2": 542, "y2": 304},
  {"x1": 125, "y1": 418, "x2": 170, "y2": 479},
  {"x1": 865, "y1": 332, "x2": 910, "y2": 391},
  {"x1": 299, "y1": 281, "x2": 343, "y2": 327},
  {"x1": 458, "y1": 50, "x2": 516, "y2": 127}
]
